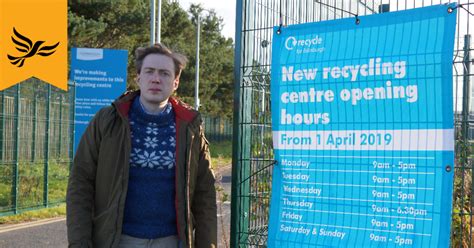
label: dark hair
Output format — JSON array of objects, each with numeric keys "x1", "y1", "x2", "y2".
[{"x1": 135, "y1": 43, "x2": 188, "y2": 78}]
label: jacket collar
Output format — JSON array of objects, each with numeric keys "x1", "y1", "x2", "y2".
[{"x1": 113, "y1": 90, "x2": 198, "y2": 122}]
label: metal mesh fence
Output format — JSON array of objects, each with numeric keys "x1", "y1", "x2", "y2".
[
  {"x1": 232, "y1": 0, "x2": 473, "y2": 247},
  {"x1": 0, "y1": 78, "x2": 232, "y2": 216},
  {"x1": 203, "y1": 115, "x2": 233, "y2": 142},
  {"x1": 0, "y1": 78, "x2": 74, "y2": 215}
]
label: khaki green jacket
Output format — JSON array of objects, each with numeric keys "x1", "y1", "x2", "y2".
[{"x1": 66, "y1": 91, "x2": 217, "y2": 248}]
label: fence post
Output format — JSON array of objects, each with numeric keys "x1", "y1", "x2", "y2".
[
  {"x1": 0, "y1": 89, "x2": 4, "y2": 161},
  {"x1": 218, "y1": 118, "x2": 223, "y2": 142},
  {"x1": 69, "y1": 81, "x2": 76, "y2": 170},
  {"x1": 462, "y1": 35, "x2": 473, "y2": 211},
  {"x1": 218, "y1": 117, "x2": 223, "y2": 142},
  {"x1": 231, "y1": 0, "x2": 246, "y2": 246},
  {"x1": 32, "y1": 91, "x2": 37, "y2": 162},
  {"x1": 58, "y1": 94, "x2": 63, "y2": 158},
  {"x1": 213, "y1": 117, "x2": 216, "y2": 141},
  {"x1": 12, "y1": 84, "x2": 20, "y2": 214},
  {"x1": 43, "y1": 84, "x2": 51, "y2": 207},
  {"x1": 462, "y1": 35, "x2": 471, "y2": 143}
]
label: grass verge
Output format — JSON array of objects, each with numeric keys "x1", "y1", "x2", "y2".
[
  {"x1": 0, "y1": 204, "x2": 66, "y2": 225},
  {"x1": 210, "y1": 140, "x2": 232, "y2": 169}
]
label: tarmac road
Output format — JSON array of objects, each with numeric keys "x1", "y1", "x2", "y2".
[
  {"x1": 215, "y1": 165, "x2": 232, "y2": 248},
  {"x1": 0, "y1": 218, "x2": 67, "y2": 248},
  {"x1": 0, "y1": 165, "x2": 232, "y2": 248}
]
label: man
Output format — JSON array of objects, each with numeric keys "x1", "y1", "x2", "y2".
[{"x1": 67, "y1": 43, "x2": 217, "y2": 248}]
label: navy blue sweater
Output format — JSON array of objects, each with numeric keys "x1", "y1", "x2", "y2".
[{"x1": 122, "y1": 97, "x2": 177, "y2": 239}]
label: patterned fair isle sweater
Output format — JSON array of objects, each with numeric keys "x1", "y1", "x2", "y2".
[{"x1": 122, "y1": 97, "x2": 178, "y2": 239}]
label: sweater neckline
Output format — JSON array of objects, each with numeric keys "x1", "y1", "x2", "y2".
[{"x1": 131, "y1": 97, "x2": 174, "y2": 126}]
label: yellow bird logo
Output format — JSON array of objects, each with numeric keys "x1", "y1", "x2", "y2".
[{"x1": 7, "y1": 28, "x2": 60, "y2": 67}]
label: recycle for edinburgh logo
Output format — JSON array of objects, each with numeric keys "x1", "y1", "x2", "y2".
[
  {"x1": 8, "y1": 28, "x2": 60, "y2": 67},
  {"x1": 284, "y1": 35, "x2": 325, "y2": 54}
]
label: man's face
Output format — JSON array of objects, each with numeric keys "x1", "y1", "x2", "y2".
[{"x1": 137, "y1": 53, "x2": 179, "y2": 108}]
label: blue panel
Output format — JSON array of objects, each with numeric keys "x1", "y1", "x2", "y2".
[
  {"x1": 70, "y1": 47, "x2": 128, "y2": 155},
  {"x1": 268, "y1": 4, "x2": 456, "y2": 247}
]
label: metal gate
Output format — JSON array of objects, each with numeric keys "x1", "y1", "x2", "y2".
[{"x1": 231, "y1": 0, "x2": 473, "y2": 247}]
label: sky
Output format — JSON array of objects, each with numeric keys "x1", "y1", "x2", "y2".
[{"x1": 177, "y1": 0, "x2": 236, "y2": 40}]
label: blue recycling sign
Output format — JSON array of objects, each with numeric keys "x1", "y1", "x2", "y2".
[
  {"x1": 269, "y1": 4, "x2": 457, "y2": 247},
  {"x1": 70, "y1": 48, "x2": 128, "y2": 153}
]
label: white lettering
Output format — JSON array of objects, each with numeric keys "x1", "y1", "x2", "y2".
[
  {"x1": 280, "y1": 224, "x2": 311, "y2": 236},
  {"x1": 319, "y1": 228, "x2": 346, "y2": 240},
  {"x1": 283, "y1": 198, "x2": 313, "y2": 209},
  {"x1": 283, "y1": 185, "x2": 321, "y2": 196}
]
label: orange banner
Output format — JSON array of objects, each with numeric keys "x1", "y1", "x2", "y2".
[{"x1": 0, "y1": 0, "x2": 67, "y2": 91}]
